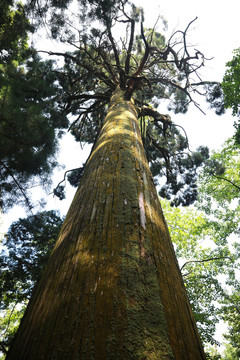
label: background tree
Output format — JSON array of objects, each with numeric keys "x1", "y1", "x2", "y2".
[
  {"x1": 221, "y1": 48, "x2": 240, "y2": 144},
  {"x1": 0, "y1": 1, "x2": 68, "y2": 210},
  {"x1": 206, "y1": 48, "x2": 240, "y2": 144},
  {"x1": 0, "y1": 211, "x2": 63, "y2": 356},
  {"x1": 0, "y1": 0, "x2": 30, "y2": 64},
  {"x1": 196, "y1": 138, "x2": 240, "y2": 358},
  {"x1": 161, "y1": 199, "x2": 237, "y2": 348},
  {"x1": 197, "y1": 138, "x2": 240, "y2": 238},
  {"x1": 221, "y1": 281, "x2": 240, "y2": 359}
]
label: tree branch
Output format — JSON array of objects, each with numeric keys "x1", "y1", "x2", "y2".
[
  {"x1": 0, "y1": 161, "x2": 33, "y2": 212},
  {"x1": 126, "y1": 22, "x2": 150, "y2": 99},
  {"x1": 106, "y1": 25, "x2": 125, "y2": 87},
  {"x1": 68, "y1": 99, "x2": 108, "y2": 132},
  {"x1": 211, "y1": 174, "x2": 240, "y2": 191},
  {"x1": 138, "y1": 105, "x2": 172, "y2": 125},
  {"x1": 181, "y1": 256, "x2": 233, "y2": 276},
  {"x1": 124, "y1": 17, "x2": 135, "y2": 75},
  {"x1": 65, "y1": 92, "x2": 109, "y2": 103},
  {"x1": 38, "y1": 50, "x2": 116, "y2": 89}
]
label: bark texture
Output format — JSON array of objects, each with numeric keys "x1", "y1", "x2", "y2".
[{"x1": 7, "y1": 89, "x2": 206, "y2": 359}]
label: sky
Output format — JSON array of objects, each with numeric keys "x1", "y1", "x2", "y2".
[
  {"x1": 2, "y1": 0, "x2": 240, "y2": 231},
  {"x1": 49, "y1": 0, "x2": 239, "y2": 212},
  {"x1": 136, "y1": 0, "x2": 239, "y2": 146}
]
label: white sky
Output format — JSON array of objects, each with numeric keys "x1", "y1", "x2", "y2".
[
  {"x1": 2, "y1": 0, "x2": 240, "y2": 230},
  {"x1": 137, "y1": 0, "x2": 239, "y2": 146}
]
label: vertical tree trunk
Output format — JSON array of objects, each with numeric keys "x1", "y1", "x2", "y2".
[{"x1": 7, "y1": 89, "x2": 206, "y2": 359}]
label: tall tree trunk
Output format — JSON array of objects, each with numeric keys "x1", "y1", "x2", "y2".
[{"x1": 7, "y1": 89, "x2": 206, "y2": 359}]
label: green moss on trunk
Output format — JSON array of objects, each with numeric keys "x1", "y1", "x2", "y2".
[{"x1": 7, "y1": 88, "x2": 206, "y2": 360}]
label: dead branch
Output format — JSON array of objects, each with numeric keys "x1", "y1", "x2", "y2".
[
  {"x1": 138, "y1": 106, "x2": 172, "y2": 126},
  {"x1": 126, "y1": 22, "x2": 151, "y2": 99},
  {"x1": 38, "y1": 50, "x2": 116, "y2": 89},
  {"x1": 68, "y1": 99, "x2": 108, "y2": 132},
  {"x1": 106, "y1": 25, "x2": 125, "y2": 87}
]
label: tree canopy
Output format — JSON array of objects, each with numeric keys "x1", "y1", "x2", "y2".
[
  {"x1": 0, "y1": 0, "x2": 217, "y2": 210},
  {"x1": 0, "y1": 0, "x2": 31, "y2": 64},
  {"x1": 24, "y1": 1, "x2": 215, "y2": 207},
  {"x1": 0, "y1": 1, "x2": 69, "y2": 210}
]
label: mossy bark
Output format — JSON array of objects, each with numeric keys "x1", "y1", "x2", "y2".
[{"x1": 7, "y1": 89, "x2": 206, "y2": 360}]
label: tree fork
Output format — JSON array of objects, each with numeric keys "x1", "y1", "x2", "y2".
[{"x1": 7, "y1": 88, "x2": 206, "y2": 360}]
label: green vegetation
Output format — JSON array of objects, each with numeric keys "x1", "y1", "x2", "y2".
[
  {"x1": 0, "y1": 1, "x2": 68, "y2": 210},
  {"x1": 222, "y1": 48, "x2": 240, "y2": 144},
  {"x1": 0, "y1": 211, "x2": 63, "y2": 355}
]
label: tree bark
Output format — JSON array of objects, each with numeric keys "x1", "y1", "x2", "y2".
[{"x1": 7, "y1": 88, "x2": 206, "y2": 359}]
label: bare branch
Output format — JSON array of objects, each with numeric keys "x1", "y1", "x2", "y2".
[
  {"x1": 191, "y1": 81, "x2": 220, "y2": 87},
  {"x1": 65, "y1": 92, "x2": 109, "y2": 103},
  {"x1": 106, "y1": 25, "x2": 125, "y2": 87},
  {"x1": 124, "y1": 17, "x2": 135, "y2": 75},
  {"x1": 182, "y1": 16, "x2": 198, "y2": 58},
  {"x1": 51, "y1": 167, "x2": 84, "y2": 195},
  {"x1": 99, "y1": 48, "x2": 119, "y2": 84},
  {"x1": 38, "y1": 50, "x2": 116, "y2": 89},
  {"x1": 138, "y1": 106, "x2": 172, "y2": 126},
  {"x1": 126, "y1": 23, "x2": 151, "y2": 98},
  {"x1": 68, "y1": 99, "x2": 108, "y2": 132}
]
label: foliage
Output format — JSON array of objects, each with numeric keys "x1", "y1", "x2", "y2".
[
  {"x1": 0, "y1": 210, "x2": 63, "y2": 355},
  {"x1": 0, "y1": 1, "x2": 69, "y2": 210},
  {"x1": 0, "y1": 51, "x2": 69, "y2": 210},
  {"x1": 222, "y1": 342, "x2": 240, "y2": 360},
  {"x1": 163, "y1": 136, "x2": 240, "y2": 347},
  {"x1": 222, "y1": 49, "x2": 240, "y2": 117},
  {"x1": 221, "y1": 278, "x2": 240, "y2": 358},
  {"x1": 0, "y1": 0, "x2": 32, "y2": 64},
  {"x1": 147, "y1": 128, "x2": 209, "y2": 206},
  {"x1": 25, "y1": 0, "x2": 128, "y2": 31},
  {"x1": 205, "y1": 83, "x2": 225, "y2": 116},
  {"x1": 161, "y1": 199, "x2": 236, "y2": 347},
  {"x1": 0, "y1": 305, "x2": 25, "y2": 358},
  {"x1": 0, "y1": 210, "x2": 63, "y2": 308},
  {"x1": 197, "y1": 138, "x2": 240, "y2": 242},
  {"x1": 196, "y1": 138, "x2": 240, "y2": 354},
  {"x1": 205, "y1": 48, "x2": 240, "y2": 144},
  {"x1": 221, "y1": 48, "x2": 240, "y2": 143}
]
